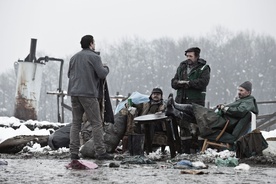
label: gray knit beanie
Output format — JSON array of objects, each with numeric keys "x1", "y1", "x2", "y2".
[{"x1": 239, "y1": 81, "x2": 252, "y2": 92}]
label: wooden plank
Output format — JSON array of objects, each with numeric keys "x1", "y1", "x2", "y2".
[
  {"x1": 257, "y1": 113, "x2": 276, "y2": 119},
  {"x1": 257, "y1": 112, "x2": 276, "y2": 127},
  {"x1": 257, "y1": 101, "x2": 276, "y2": 104},
  {"x1": 257, "y1": 119, "x2": 276, "y2": 130}
]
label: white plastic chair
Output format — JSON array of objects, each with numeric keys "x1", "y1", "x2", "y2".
[{"x1": 248, "y1": 112, "x2": 257, "y2": 133}]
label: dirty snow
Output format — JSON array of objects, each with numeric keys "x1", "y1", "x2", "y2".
[{"x1": 1, "y1": 116, "x2": 276, "y2": 184}]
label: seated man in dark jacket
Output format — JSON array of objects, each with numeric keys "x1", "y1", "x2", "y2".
[
  {"x1": 124, "y1": 88, "x2": 166, "y2": 153},
  {"x1": 166, "y1": 81, "x2": 259, "y2": 145}
]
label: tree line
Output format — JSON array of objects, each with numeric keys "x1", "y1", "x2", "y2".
[{"x1": 0, "y1": 29, "x2": 275, "y2": 122}]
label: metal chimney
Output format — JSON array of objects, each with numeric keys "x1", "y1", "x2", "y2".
[{"x1": 14, "y1": 38, "x2": 44, "y2": 121}]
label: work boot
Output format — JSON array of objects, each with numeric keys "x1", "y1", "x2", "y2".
[
  {"x1": 165, "y1": 96, "x2": 183, "y2": 119},
  {"x1": 174, "y1": 101, "x2": 193, "y2": 112},
  {"x1": 96, "y1": 153, "x2": 114, "y2": 160},
  {"x1": 167, "y1": 93, "x2": 193, "y2": 112},
  {"x1": 71, "y1": 153, "x2": 80, "y2": 160},
  {"x1": 181, "y1": 139, "x2": 192, "y2": 154}
]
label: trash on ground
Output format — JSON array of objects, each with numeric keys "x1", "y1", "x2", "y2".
[
  {"x1": 109, "y1": 162, "x2": 120, "y2": 168},
  {"x1": 0, "y1": 159, "x2": 8, "y2": 165},
  {"x1": 215, "y1": 157, "x2": 239, "y2": 167},
  {"x1": 65, "y1": 160, "x2": 98, "y2": 170},
  {"x1": 121, "y1": 155, "x2": 156, "y2": 164},
  {"x1": 174, "y1": 160, "x2": 208, "y2": 169},
  {"x1": 234, "y1": 163, "x2": 250, "y2": 171},
  {"x1": 180, "y1": 169, "x2": 209, "y2": 175}
]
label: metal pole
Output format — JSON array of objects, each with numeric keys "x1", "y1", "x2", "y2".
[{"x1": 29, "y1": 38, "x2": 37, "y2": 63}]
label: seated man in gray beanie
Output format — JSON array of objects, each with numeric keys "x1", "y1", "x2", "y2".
[{"x1": 166, "y1": 81, "x2": 259, "y2": 147}]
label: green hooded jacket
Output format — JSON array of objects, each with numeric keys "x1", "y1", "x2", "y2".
[
  {"x1": 171, "y1": 58, "x2": 210, "y2": 106},
  {"x1": 193, "y1": 95, "x2": 259, "y2": 143}
]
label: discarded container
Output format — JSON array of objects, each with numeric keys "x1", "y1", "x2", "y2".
[
  {"x1": 128, "y1": 134, "x2": 145, "y2": 156},
  {"x1": 14, "y1": 61, "x2": 44, "y2": 120},
  {"x1": 14, "y1": 38, "x2": 44, "y2": 121}
]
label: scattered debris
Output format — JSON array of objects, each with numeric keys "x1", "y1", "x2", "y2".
[
  {"x1": 180, "y1": 170, "x2": 209, "y2": 175},
  {"x1": 215, "y1": 157, "x2": 239, "y2": 167},
  {"x1": 174, "y1": 160, "x2": 208, "y2": 169},
  {"x1": 0, "y1": 159, "x2": 8, "y2": 165},
  {"x1": 109, "y1": 162, "x2": 120, "y2": 168},
  {"x1": 121, "y1": 155, "x2": 156, "y2": 164},
  {"x1": 234, "y1": 163, "x2": 250, "y2": 171},
  {"x1": 65, "y1": 160, "x2": 98, "y2": 170}
]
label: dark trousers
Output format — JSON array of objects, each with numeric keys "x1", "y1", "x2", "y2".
[{"x1": 70, "y1": 96, "x2": 106, "y2": 156}]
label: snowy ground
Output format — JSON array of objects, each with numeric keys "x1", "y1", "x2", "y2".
[
  {"x1": 1, "y1": 116, "x2": 276, "y2": 184},
  {"x1": 1, "y1": 150, "x2": 276, "y2": 184}
]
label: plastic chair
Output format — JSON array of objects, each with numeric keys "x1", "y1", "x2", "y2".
[{"x1": 248, "y1": 112, "x2": 256, "y2": 132}]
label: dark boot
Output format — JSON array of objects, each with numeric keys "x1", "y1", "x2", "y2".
[
  {"x1": 97, "y1": 153, "x2": 114, "y2": 160},
  {"x1": 181, "y1": 139, "x2": 192, "y2": 154},
  {"x1": 174, "y1": 102, "x2": 193, "y2": 112},
  {"x1": 71, "y1": 153, "x2": 80, "y2": 160},
  {"x1": 167, "y1": 93, "x2": 193, "y2": 111},
  {"x1": 122, "y1": 136, "x2": 129, "y2": 153},
  {"x1": 165, "y1": 96, "x2": 183, "y2": 119}
]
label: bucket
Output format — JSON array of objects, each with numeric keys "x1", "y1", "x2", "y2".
[{"x1": 128, "y1": 134, "x2": 145, "y2": 156}]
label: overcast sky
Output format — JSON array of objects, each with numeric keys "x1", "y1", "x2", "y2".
[{"x1": 0, "y1": 0, "x2": 275, "y2": 74}]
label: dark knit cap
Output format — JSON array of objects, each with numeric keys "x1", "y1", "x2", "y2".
[{"x1": 239, "y1": 81, "x2": 252, "y2": 92}]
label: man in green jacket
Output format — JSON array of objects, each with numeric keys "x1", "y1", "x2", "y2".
[
  {"x1": 171, "y1": 47, "x2": 210, "y2": 153},
  {"x1": 167, "y1": 81, "x2": 259, "y2": 145},
  {"x1": 198, "y1": 81, "x2": 258, "y2": 143}
]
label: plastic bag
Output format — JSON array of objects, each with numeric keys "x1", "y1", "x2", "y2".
[{"x1": 215, "y1": 157, "x2": 238, "y2": 167}]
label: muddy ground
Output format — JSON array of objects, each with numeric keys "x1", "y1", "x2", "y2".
[{"x1": 1, "y1": 150, "x2": 276, "y2": 184}]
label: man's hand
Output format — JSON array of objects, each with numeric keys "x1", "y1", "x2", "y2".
[
  {"x1": 155, "y1": 111, "x2": 163, "y2": 115},
  {"x1": 128, "y1": 107, "x2": 137, "y2": 115},
  {"x1": 216, "y1": 104, "x2": 225, "y2": 110},
  {"x1": 177, "y1": 80, "x2": 189, "y2": 85}
]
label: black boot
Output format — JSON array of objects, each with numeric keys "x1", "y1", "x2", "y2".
[
  {"x1": 174, "y1": 103, "x2": 193, "y2": 112},
  {"x1": 165, "y1": 96, "x2": 183, "y2": 119},
  {"x1": 167, "y1": 93, "x2": 195, "y2": 122},
  {"x1": 167, "y1": 93, "x2": 193, "y2": 111},
  {"x1": 181, "y1": 139, "x2": 191, "y2": 154}
]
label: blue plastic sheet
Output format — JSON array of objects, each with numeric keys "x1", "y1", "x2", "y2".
[
  {"x1": 114, "y1": 91, "x2": 149, "y2": 114},
  {"x1": 177, "y1": 160, "x2": 193, "y2": 167}
]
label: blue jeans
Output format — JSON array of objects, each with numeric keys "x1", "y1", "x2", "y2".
[{"x1": 70, "y1": 96, "x2": 106, "y2": 156}]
